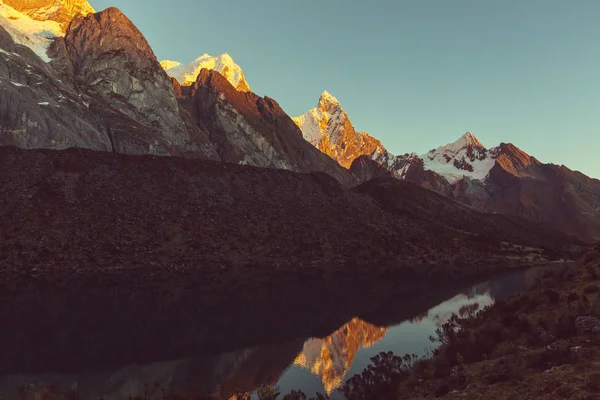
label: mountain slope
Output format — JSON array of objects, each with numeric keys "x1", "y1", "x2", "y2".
[
  {"x1": 2, "y1": 0, "x2": 94, "y2": 30},
  {"x1": 295, "y1": 92, "x2": 600, "y2": 240},
  {"x1": 292, "y1": 91, "x2": 386, "y2": 169},
  {"x1": 161, "y1": 53, "x2": 251, "y2": 91},
  {"x1": 0, "y1": 146, "x2": 578, "y2": 274},
  {"x1": 0, "y1": 1, "x2": 63, "y2": 60},
  {"x1": 0, "y1": 0, "x2": 94, "y2": 61},
  {"x1": 175, "y1": 69, "x2": 356, "y2": 185},
  {"x1": 480, "y1": 145, "x2": 600, "y2": 241},
  {"x1": 293, "y1": 92, "x2": 500, "y2": 184},
  {"x1": 0, "y1": 6, "x2": 218, "y2": 159}
]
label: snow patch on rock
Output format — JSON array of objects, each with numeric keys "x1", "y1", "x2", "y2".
[
  {"x1": 422, "y1": 132, "x2": 496, "y2": 183},
  {"x1": 160, "y1": 53, "x2": 251, "y2": 91},
  {"x1": 0, "y1": 2, "x2": 62, "y2": 62}
]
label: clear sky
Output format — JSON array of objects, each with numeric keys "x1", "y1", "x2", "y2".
[{"x1": 89, "y1": 0, "x2": 600, "y2": 178}]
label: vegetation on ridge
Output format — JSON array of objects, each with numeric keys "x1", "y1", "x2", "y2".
[{"x1": 333, "y1": 243, "x2": 600, "y2": 399}]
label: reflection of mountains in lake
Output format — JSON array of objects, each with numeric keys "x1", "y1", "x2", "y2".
[
  {"x1": 410, "y1": 292, "x2": 494, "y2": 326},
  {"x1": 293, "y1": 318, "x2": 388, "y2": 394},
  {"x1": 0, "y1": 265, "x2": 562, "y2": 399},
  {"x1": 0, "y1": 340, "x2": 304, "y2": 400},
  {"x1": 409, "y1": 265, "x2": 556, "y2": 326}
]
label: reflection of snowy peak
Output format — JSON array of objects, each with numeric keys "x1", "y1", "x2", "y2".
[
  {"x1": 293, "y1": 318, "x2": 388, "y2": 394},
  {"x1": 160, "y1": 53, "x2": 251, "y2": 91}
]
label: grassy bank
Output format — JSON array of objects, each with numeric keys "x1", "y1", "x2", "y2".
[{"x1": 336, "y1": 244, "x2": 600, "y2": 399}]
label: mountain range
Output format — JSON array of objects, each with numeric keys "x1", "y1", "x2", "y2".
[
  {"x1": 1, "y1": 3, "x2": 598, "y2": 398},
  {"x1": 0, "y1": 0, "x2": 596, "y2": 255},
  {"x1": 1, "y1": 0, "x2": 597, "y2": 243},
  {"x1": 293, "y1": 92, "x2": 600, "y2": 241}
]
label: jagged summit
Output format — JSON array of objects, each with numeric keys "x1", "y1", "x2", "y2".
[
  {"x1": 318, "y1": 90, "x2": 340, "y2": 106},
  {"x1": 292, "y1": 91, "x2": 385, "y2": 169},
  {"x1": 422, "y1": 131, "x2": 493, "y2": 183},
  {"x1": 160, "y1": 52, "x2": 251, "y2": 91},
  {"x1": 456, "y1": 131, "x2": 486, "y2": 150}
]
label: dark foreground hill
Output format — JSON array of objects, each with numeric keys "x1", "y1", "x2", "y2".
[{"x1": 0, "y1": 146, "x2": 581, "y2": 278}]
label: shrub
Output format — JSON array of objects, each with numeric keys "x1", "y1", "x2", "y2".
[
  {"x1": 256, "y1": 385, "x2": 281, "y2": 400},
  {"x1": 491, "y1": 341, "x2": 519, "y2": 358},
  {"x1": 433, "y1": 384, "x2": 450, "y2": 398},
  {"x1": 483, "y1": 364, "x2": 525, "y2": 384},
  {"x1": 584, "y1": 284, "x2": 600, "y2": 294},
  {"x1": 339, "y1": 352, "x2": 411, "y2": 400},
  {"x1": 544, "y1": 289, "x2": 561, "y2": 304},
  {"x1": 554, "y1": 385, "x2": 572, "y2": 398},
  {"x1": 586, "y1": 372, "x2": 600, "y2": 392},
  {"x1": 525, "y1": 343, "x2": 577, "y2": 371},
  {"x1": 587, "y1": 264, "x2": 600, "y2": 280},
  {"x1": 547, "y1": 313, "x2": 578, "y2": 339},
  {"x1": 582, "y1": 251, "x2": 600, "y2": 265},
  {"x1": 282, "y1": 390, "x2": 307, "y2": 400}
]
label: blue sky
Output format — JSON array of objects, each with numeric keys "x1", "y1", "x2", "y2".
[{"x1": 90, "y1": 0, "x2": 600, "y2": 178}]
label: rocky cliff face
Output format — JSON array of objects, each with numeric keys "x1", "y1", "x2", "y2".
[
  {"x1": 0, "y1": 5, "x2": 219, "y2": 159},
  {"x1": 0, "y1": 25, "x2": 112, "y2": 151},
  {"x1": 58, "y1": 7, "x2": 217, "y2": 157},
  {"x1": 292, "y1": 91, "x2": 385, "y2": 169},
  {"x1": 178, "y1": 69, "x2": 356, "y2": 185},
  {"x1": 480, "y1": 146, "x2": 600, "y2": 241}
]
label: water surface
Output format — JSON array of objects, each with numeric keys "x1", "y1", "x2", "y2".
[{"x1": 0, "y1": 264, "x2": 561, "y2": 399}]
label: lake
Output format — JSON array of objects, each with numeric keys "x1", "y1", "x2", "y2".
[{"x1": 0, "y1": 264, "x2": 563, "y2": 399}]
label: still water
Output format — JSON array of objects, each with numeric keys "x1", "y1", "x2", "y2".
[{"x1": 0, "y1": 264, "x2": 561, "y2": 399}]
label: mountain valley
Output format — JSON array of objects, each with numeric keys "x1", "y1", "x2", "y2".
[{"x1": 0, "y1": 1, "x2": 599, "y2": 399}]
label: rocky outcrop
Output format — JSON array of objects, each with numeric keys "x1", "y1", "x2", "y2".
[
  {"x1": 182, "y1": 69, "x2": 355, "y2": 185},
  {"x1": 0, "y1": 25, "x2": 112, "y2": 151},
  {"x1": 59, "y1": 7, "x2": 217, "y2": 158},
  {"x1": 482, "y1": 161, "x2": 600, "y2": 241},
  {"x1": 349, "y1": 155, "x2": 392, "y2": 182},
  {"x1": 0, "y1": 6, "x2": 219, "y2": 159}
]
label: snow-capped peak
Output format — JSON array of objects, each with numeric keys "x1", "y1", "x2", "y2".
[
  {"x1": 422, "y1": 132, "x2": 494, "y2": 183},
  {"x1": 318, "y1": 90, "x2": 340, "y2": 107},
  {"x1": 292, "y1": 90, "x2": 349, "y2": 147},
  {"x1": 0, "y1": 0, "x2": 94, "y2": 62},
  {"x1": 159, "y1": 60, "x2": 181, "y2": 70},
  {"x1": 160, "y1": 53, "x2": 251, "y2": 91},
  {"x1": 1, "y1": 0, "x2": 94, "y2": 31},
  {"x1": 0, "y1": 2, "x2": 60, "y2": 62},
  {"x1": 457, "y1": 131, "x2": 485, "y2": 150}
]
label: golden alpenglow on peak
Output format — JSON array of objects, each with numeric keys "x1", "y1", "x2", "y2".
[
  {"x1": 293, "y1": 91, "x2": 386, "y2": 169},
  {"x1": 2, "y1": 0, "x2": 95, "y2": 30},
  {"x1": 293, "y1": 318, "x2": 388, "y2": 394}
]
